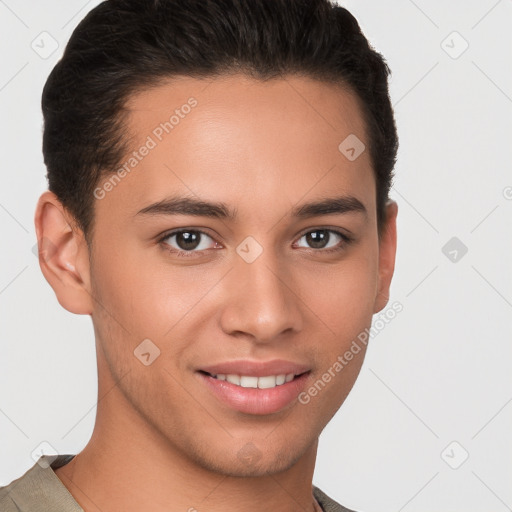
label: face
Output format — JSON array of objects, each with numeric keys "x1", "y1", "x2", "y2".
[{"x1": 37, "y1": 73, "x2": 397, "y2": 477}]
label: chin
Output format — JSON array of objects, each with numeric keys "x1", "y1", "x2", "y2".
[
  {"x1": 189, "y1": 439, "x2": 308, "y2": 478},
  {"x1": 199, "y1": 456, "x2": 296, "y2": 478}
]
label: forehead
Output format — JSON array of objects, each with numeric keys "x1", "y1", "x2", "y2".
[
  {"x1": 126, "y1": 73, "x2": 368, "y2": 145},
  {"x1": 96, "y1": 74, "x2": 375, "y2": 224}
]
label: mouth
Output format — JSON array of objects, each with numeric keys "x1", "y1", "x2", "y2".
[
  {"x1": 196, "y1": 361, "x2": 311, "y2": 415},
  {"x1": 198, "y1": 370, "x2": 308, "y2": 389}
]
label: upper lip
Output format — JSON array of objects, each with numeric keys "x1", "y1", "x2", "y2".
[{"x1": 199, "y1": 359, "x2": 311, "y2": 377}]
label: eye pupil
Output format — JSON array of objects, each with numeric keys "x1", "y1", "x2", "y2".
[
  {"x1": 176, "y1": 231, "x2": 200, "y2": 250},
  {"x1": 306, "y1": 230, "x2": 329, "y2": 249}
]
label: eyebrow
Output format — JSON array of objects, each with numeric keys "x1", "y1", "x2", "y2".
[{"x1": 135, "y1": 195, "x2": 367, "y2": 220}]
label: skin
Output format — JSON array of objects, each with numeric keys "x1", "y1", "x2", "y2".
[{"x1": 35, "y1": 73, "x2": 398, "y2": 512}]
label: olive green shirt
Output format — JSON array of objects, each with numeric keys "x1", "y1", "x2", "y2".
[{"x1": 0, "y1": 455, "x2": 355, "y2": 511}]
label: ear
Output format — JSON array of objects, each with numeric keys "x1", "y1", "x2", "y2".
[
  {"x1": 373, "y1": 199, "x2": 398, "y2": 313},
  {"x1": 34, "y1": 190, "x2": 94, "y2": 315}
]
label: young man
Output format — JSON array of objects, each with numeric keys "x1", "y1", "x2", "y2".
[{"x1": 0, "y1": 0, "x2": 398, "y2": 510}]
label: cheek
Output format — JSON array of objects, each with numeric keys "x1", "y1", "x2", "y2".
[
  {"x1": 89, "y1": 241, "x2": 223, "y2": 354},
  {"x1": 297, "y1": 256, "x2": 376, "y2": 420},
  {"x1": 299, "y1": 241, "x2": 379, "y2": 338},
  {"x1": 90, "y1": 241, "x2": 173, "y2": 330}
]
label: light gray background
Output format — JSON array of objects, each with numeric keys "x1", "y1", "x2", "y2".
[{"x1": 0, "y1": 1, "x2": 511, "y2": 511}]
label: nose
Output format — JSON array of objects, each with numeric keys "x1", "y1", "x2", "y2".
[{"x1": 219, "y1": 251, "x2": 304, "y2": 344}]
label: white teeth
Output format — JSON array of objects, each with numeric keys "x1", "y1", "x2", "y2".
[
  {"x1": 226, "y1": 374, "x2": 240, "y2": 385},
  {"x1": 240, "y1": 376, "x2": 259, "y2": 388},
  {"x1": 212, "y1": 373, "x2": 296, "y2": 389},
  {"x1": 258, "y1": 375, "x2": 277, "y2": 389}
]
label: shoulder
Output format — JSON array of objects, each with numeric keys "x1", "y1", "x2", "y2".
[
  {"x1": 0, "y1": 455, "x2": 81, "y2": 512},
  {"x1": 0, "y1": 495, "x2": 19, "y2": 512},
  {"x1": 313, "y1": 485, "x2": 359, "y2": 512},
  {"x1": 0, "y1": 462, "x2": 35, "y2": 511},
  {"x1": 0, "y1": 490, "x2": 19, "y2": 511}
]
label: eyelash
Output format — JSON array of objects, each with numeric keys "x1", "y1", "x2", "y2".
[{"x1": 157, "y1": 228, "x2": 354, "y2": 259}]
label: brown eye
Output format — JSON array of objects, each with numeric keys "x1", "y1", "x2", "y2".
[
  {"x1": 295, "y1": 229, "x2": 351, "y2": 251},
  {"x1": 161, "y1": 230, "x2": 217, "y2": 253},
  {"x1": 304, "y1": 230, "x2": 330, "y2": 249}
]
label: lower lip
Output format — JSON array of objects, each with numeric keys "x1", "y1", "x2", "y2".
[{"x1": 197, "y1": 372, "x2": 310, "y2": 415}]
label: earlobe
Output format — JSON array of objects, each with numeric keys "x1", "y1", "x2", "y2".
[
  {"x1": 373, "y1": 199, "x2": 398, "y2": 314},
  {"x1": 34, "y1": 191, "x2": 94, "y2": 315}
]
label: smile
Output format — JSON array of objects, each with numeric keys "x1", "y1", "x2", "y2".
[{"x1": 203, "y1": 372, "x2": 302, "y2": 389}]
